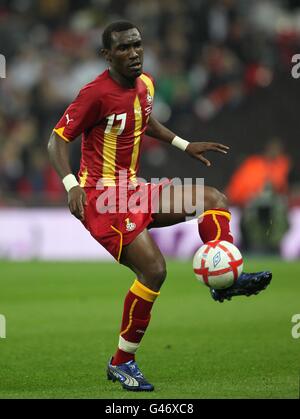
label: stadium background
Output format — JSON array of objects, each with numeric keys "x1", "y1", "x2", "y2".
[{"x1": 0, "y1": 0, "x2": 300, "y2": 399}]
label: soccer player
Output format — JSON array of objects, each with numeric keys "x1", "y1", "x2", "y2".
[{"x1": 48, "y1": 21, "x2": 272, "y2": 392}]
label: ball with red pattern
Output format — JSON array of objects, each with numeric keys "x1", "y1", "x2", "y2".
[{"x1": 193, "y1": 240, "x2": 243, "y2": 290}]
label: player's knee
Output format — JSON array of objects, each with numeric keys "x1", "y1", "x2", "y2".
[
  {"x1": 142, "y1": 259, "x2": 167, "y2": 291},
  {"x1": 205, "y1": 187, "x2": 228, "y2": 210}
]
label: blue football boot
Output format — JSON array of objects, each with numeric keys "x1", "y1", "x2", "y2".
[
  {"x1": 107, "y1": 358, "x2": 154, "y2": 391},
  {"x1": 210, "y1": 271, "x2": 272, "y2": 302}
]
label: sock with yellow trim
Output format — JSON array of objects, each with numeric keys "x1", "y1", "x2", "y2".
[
  {"x1": 111, "y1": 279, "x2": 159, "y2": 366},
  {"x1": 198, "y1": 208, "x2": 234, "y2": 244}
]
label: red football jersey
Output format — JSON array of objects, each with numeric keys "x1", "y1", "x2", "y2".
[{"x1": 54, "y1": 69, "x2": 155, "y2": 187}]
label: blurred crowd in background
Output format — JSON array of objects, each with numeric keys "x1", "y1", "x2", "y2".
[{"x1": 1, "y1": 0, "x2": 300, "y2": 251}]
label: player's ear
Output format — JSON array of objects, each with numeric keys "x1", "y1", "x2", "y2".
[{"x1": 101, "y1": 48, "x2": 112, "y2": 63}]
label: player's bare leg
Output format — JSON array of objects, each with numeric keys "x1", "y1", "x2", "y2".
[
  {"x1": 107, "y1": 184, "x2": 271, "y2": 391},
  {"x1": 108, "y1": 186, "x2": 222, "y2": 390},
  {"x1": 120, "y1": 229, "x2": 167, "y2": 292},
  {"x1": 149, "y1": 184, "x2": 233, "y2": 242},
  {"x1": 107, "y1": 229, "x2": 166, "y2": 391},
  {"x1": 150, "y1": 184, "x2": 228, "y2": 226},
  {"x1": 149, "y1": 184, "x2": 272, "y2": 301}
]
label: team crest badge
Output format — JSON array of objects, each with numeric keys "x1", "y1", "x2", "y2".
[
  {"x1": 146, "y1": 87, "x2": 153, "y2": 105},
  {"x1": 125, "y1": 218, "x2": 136, "y2": 232}
]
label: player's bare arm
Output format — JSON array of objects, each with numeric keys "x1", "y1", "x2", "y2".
[
  {"x1": 146, "y1": 115, "x2": 230, "y2": 167},
  {"x1": 48, "y1": 132, "x2": 86, "y2": 221}
]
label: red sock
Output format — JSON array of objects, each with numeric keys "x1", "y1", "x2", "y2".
[
  {"x1": 198, "y1": 208, "x2": 234, "y2": 244},
  {"x1": 112, "y1": 280, "x2": 159, "y2": 366}
]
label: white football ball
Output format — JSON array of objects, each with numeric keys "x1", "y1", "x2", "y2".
[{"x1": 193, "y1": 240, "x2": 243, "y2": 290}]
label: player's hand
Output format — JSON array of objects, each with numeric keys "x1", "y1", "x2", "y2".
[
  {"x1": 68, "y1": 186, "x2": 87, "y2": 221},
  {"x1": 185, "y1": 142, "x2": 230, "y2": 167}
]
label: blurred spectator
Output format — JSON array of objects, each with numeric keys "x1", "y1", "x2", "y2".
[
  {"x1": 0, "y1": 0, "x2": 299, "y2": 205},
  {"x1": 288, "y1": 159, "x2": 300, "y2": 208},
  {"x1": 226, "y1": 138, "x2": 290, "y2": 207},
  {"x1": 226, "y1": 138, "x2": 291, "y2": 253}
]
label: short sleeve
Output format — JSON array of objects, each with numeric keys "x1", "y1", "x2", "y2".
[{"x1": 53, "y1": 84, "x2": 101, "y2": 142}]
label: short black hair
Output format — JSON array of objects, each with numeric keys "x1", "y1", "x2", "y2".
[{"x1": 102, "y1": 21, "x2": 141, "y2": 49}]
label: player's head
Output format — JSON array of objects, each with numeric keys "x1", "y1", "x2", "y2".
[{"x1": 101, "y1": 21, "x2": 143, "y2": 80}]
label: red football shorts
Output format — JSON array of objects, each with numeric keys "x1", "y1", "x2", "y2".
[{"x1": 81, "y1": 181, "x2": 169, "y2": 261}]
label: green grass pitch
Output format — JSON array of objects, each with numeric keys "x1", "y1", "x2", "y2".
[{"x1": 0, "y1": 259, "x2": 299, "y2": 399}]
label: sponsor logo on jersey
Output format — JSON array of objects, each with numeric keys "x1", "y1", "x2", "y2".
[{"x1": 66, "y1": 113, "x2": 74, "y2": 125}]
